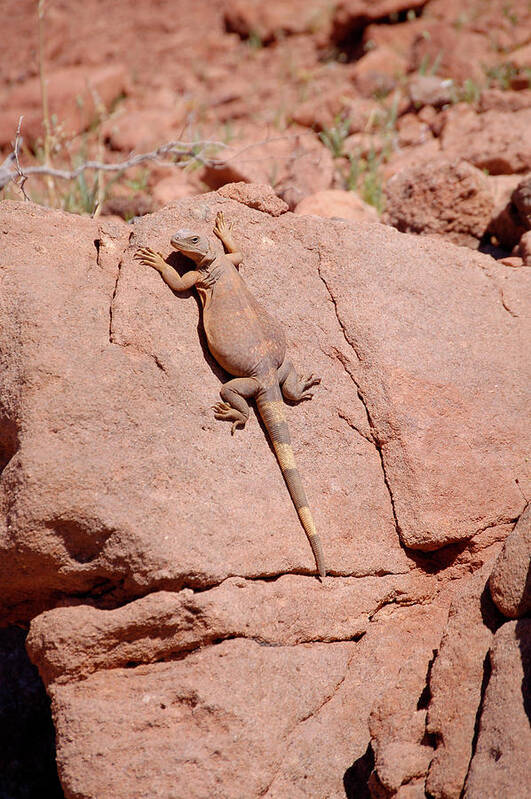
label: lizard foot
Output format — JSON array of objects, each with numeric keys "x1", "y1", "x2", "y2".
[
  {"x1": 212, "y1": 402, "x2": 247, "y2": 435},
  {"x1": 299, "y1": 374, "x2": 322, "y2": 400},
  {"x1": 134, "y1": 246, "x2": 167, "y2": 273},
  {"x1": 213, "y1": 210, "x2": 233, "y2": 242}
]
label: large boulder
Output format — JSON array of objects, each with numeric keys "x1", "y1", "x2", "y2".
[
  {"x1": 0, "y1": 187, "x2": 529, "y2": 798},
  {"x1": 0, "y1": 188, "x2": 529, "y2": 624}
]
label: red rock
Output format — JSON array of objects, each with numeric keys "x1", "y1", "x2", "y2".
[
  {"x1": 382, "y1": 138, "x2": 442, "y2": 181},
  {"x1": 489, "y1": 504, "x2": 531, "y2": 618},
  {"x1": 426, "y1": 568, "x2": 498, "y2": 799},
  {"x1": 0, "y1": 64, "x2": 128, "y2": 147},
  {"x1": 350, "y1": 46, "x2": 408, "y2": 98},
  {"x1": 292, "y1": 92, "x2": 381, "y2": 134},
  {"x1": 290, "y1": 87, "x2": 353, "y2": 131},
  {"x1": 508, "y1": 41, "x2": 531, "y2": 69},
  {"x1": 486, "y1": 174, "x2": 527, "y2": 250},
  {"x1": 217, "y1": 181, "x2": 289, "y2": 216},
  {"x1": 463, "y1": 620, "x2": 531, "y2": 798},
  {"x1": 512, "y1": 174, "x2": 531, "y2": 228},
  {"x1": 223, "y1": 0, "x2": 335, "y2": 42},
  {"x1": 498, "y1": 256, "x2": 524, "y2": 267},
  {"x1": 101, "y1": 193, "x2": 153, "y2": 220},
  {"x1": 317, "y1": 223, "x2": 529, "y2": 551},
  {"x1": 383, "y1": 158, "x2": 494, "y2": 248},
  {"x1": 518, "y1": 229, "x2": 531, "y2": 265},
  {"x1": 396, "y1": 113, "x2": 433, "y2": 147},
  {"x1": 368, "y1": 640, "x2": 441, "y2": 793},
  {"x1": 294, "y1": 189, "x2": 379, "y2": 222},
  {"x1": 408, "y1": 75, "x2": 454, "y2": 108},
  {"x1": 49, "y1": 638, "x2": 356, "y2": 799},
  {"x1": 102, "y1": 107, "x2": 186, "y2": 153},
  {"x1": 441, "y1": 105, "x2": 531, "y2": 175},
  {"x1": 27, "y1": 571, "x2": 429, "y2": 686},
  {"x1": 151, "y1": 174, "x2": 197, "y2": 207},
  {"x1": 28, "y1": 591, "x2": 446, "y2": 799},
  {"x1": 332, "y1": 0, "x2": 429, "y2": 43},
  {"x1": 342, "y1": 132, "x2": 387, "y2": 159},
  {"x1": 0, "y1": 193, "x2": 527, "y2": 627},
  {"x1": 363, "y1": 18, "x2": 429, "y2": 59},
  {"x1": 479, "y1": 88, "x2": 531, "y2": 113},
  {"x1": 409, "y1": 23, "x2": 494, "y2": 84},
  {"x1": 0, "y1": 195, "x2": 414, "y2": 620},
  {"x1": 201, "y1": 125, "x2": 334, "y2": 209}
]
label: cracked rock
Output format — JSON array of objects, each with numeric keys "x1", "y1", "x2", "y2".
[
  {"x1": 463, "y1": 619, "x2": 531, "y2": 799},
  {"x1": 489, "y1": 504, "x2": 531, "y2": 618}
]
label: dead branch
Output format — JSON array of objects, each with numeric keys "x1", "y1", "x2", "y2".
[
  {"x1": 13, "y1": 116, "x2": 30, "y2": 201},
  {"x1": 0, "y1": 138, "x2": 228, "y2": 192}
]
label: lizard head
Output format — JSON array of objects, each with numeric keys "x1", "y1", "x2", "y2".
[{"x1": 170, "y1": 229, "x2": 211, "y2": 264}]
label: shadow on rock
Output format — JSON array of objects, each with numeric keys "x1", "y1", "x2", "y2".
[
  {"x1": 343, "y1": 743, "x2": 374, "y2": 799},
  {"x1": 0, "y1": 627, "x2": 64, "y2": 799}
]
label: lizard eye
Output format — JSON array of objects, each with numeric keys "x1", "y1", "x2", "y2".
[{"x1": 191, "y1": 237, "x2": 199, "y2": 244}]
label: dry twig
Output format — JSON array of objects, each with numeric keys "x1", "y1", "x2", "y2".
[{"x1": 0, "y1": 136, "x2": 228, "y2": 193}]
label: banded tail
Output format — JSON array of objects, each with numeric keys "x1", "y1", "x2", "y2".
[{"x1": 256, "y1": 384, "x2": 326, "y2": 580}]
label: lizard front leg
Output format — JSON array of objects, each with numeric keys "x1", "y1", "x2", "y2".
[
  {"x1": 134, "y1": 246, "x2": 200, "y2": 291},
  {"x1": 212, "y1": 377, "x2": 260, "y2": 435},
  {"x1": 213, "y1": 211, "x2": 243, "y2": 266}
]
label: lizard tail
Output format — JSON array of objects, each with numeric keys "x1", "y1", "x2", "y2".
[{"x1": 256, "y1": 384, "x2": 326, "y2": 580}]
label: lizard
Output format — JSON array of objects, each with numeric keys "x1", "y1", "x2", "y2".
[{"x1": 134, "y1": 210, "x2": 325, "y2": 579}]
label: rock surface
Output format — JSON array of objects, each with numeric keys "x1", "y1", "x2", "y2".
[
  {"x1": 441, "y1": 106, "x2": 531, "y2": 175},
  {"x1": 2, "y1": 1, "x2": 531, "y2": 794},
  {"x1": 489, "y1": 503, "x2": 531, "y2": 618},
  {"x1": 463, "y1": 619, "x2": 531, "y2": 799},
  {"x1": 425, "y1": 568, "x2": 499, "y2": 799},
  {"x1": 512, "y1": 174, "x2": 531, "y2": 228},
  {"x1": 383, "y1": 158, "x2": 494, "y2": 248},
  {"x1": 1, "y1": 191, "x2": 528, "y2": 623},
  {"x1": 0, "y1": 64, "x2": 128, "y2": 146},
  {"x1": 294, "y1": 188, "x2": 379, "y2": 222},
  {"x1": 201, "y1": 125, "x2": 334, "y2": 209},
  {"x1": 1, "y1": 186, "x2": 529, "y2": 797}
]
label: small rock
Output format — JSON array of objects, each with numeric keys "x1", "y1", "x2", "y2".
[
  {"x1": 512, "y1": 174, "x2": 531, "y2": 229},
  {"x1": 479, "y1": 88, "x2": 531, "y2": 114},
  {"x1": 294, "y1": 189, "x2": 378, "y2": 222},
  {"x1": 409, "y1": 75, "x2": 454, "y2": 109},
  {"x1": 217, "y1": 182, "x2": 289, "y2": 216},
  {"x1": 201, "y1": 124, "x2": 334, "y2": 209},
  {"x1": 441, "y1": 106, "x2": 531, "y2": 175},
  {"x1": 151, "y1": 175, "x2": 197, "y2": 207},
  {"x1": 486, "y1": 174, "x2": 527, "y2": 250},
  {"x1": 489, "y1": 504, "x2": 531, "y2": 619},
  {"x1": 518, "y1": 230, "x2": 531, "y2": 265},
  {"x1": 102, "y1": 107, "x2": 185, "y2": 153},
  {"x1": 397, "y1": 113, "x2": 433, "y2": 148},
  {"x1": 350, "y1": 46, "x2": 408, "y2": 98},
  {"x1": 383, "y1": 158, "x2": 494, "y2": 248},
  {"x1": 499, "y1": 256, "x2": 524, "y2": 268},
  {"x1": 409, "y1": 23, "x2": 494, "y2": 84}
]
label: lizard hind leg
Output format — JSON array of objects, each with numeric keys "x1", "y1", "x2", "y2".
[
  {"x1": 213, "y1": 377, "x2": 260, "y2": 435},
  {"x1": 278, "y1": 358, "x2": 321, "y2": 403}
]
